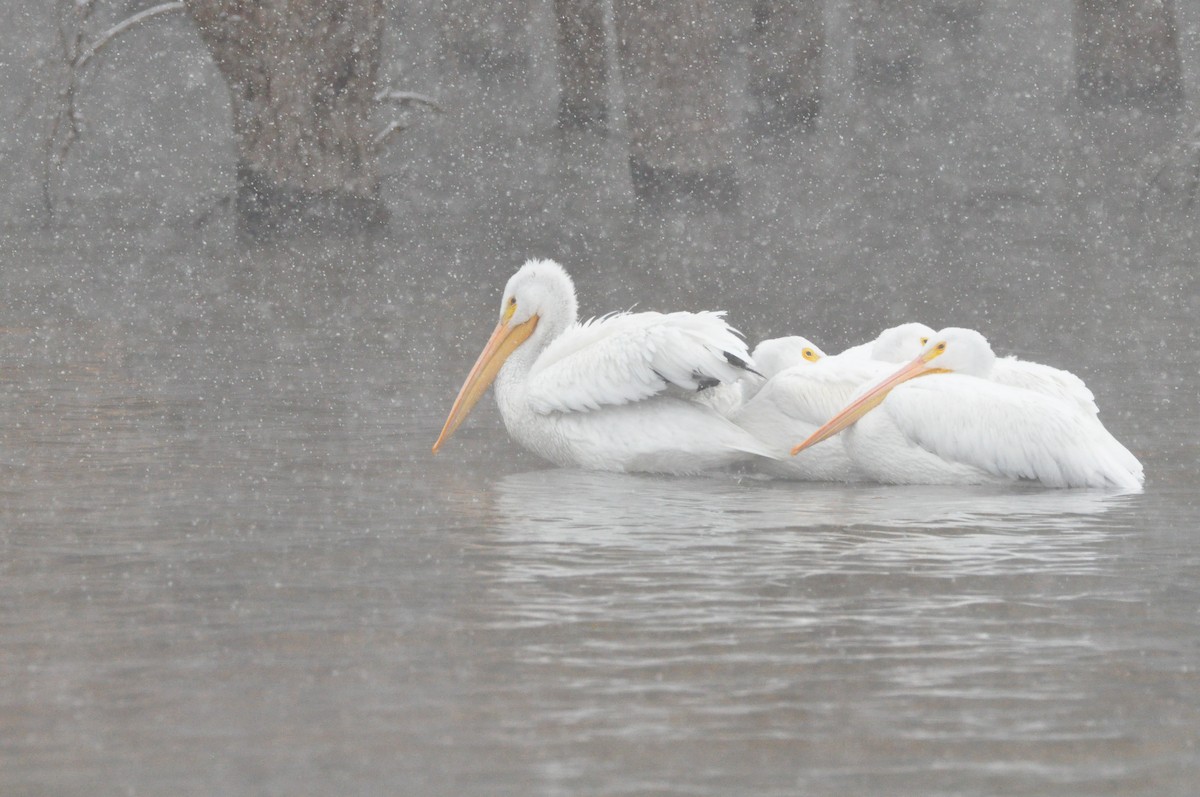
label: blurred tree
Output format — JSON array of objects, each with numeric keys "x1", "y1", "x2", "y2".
[
  {"x1": 184, "y1": 0, "x2": 389, "y2": 238},
  {"x1": 1073, "y1": 0, "x2": 1182, "y2": 111},
  {"x1": 438, "y1": 0, "x2": 529, "y2": 77},
  {"x1": 612, "y1": 0, "x2": 738, "y2": 209},
  {"x1": 42, "y1": 0, "x2": 102, "y2": 221},
  {"x1": 747, "y1": 0, "x2": 824, "y2": 135},
  {"x1": 41, "y1": 0, "x2": 186, "y2": 220},
  {"x1": 926, "y1": 0, "x2": 984, "y2": 35},
  {"x1": 554, "y1": 0, "x2": 608, "y2": 133},
  {"x1": 851, "y1": 0, "x2": 922, "y2": 88}
]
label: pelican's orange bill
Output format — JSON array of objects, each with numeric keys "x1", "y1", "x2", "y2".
[
  {"x1": 432, "y1": 316, "x2": 538, "y2": 453},
  {"x1": 791, "y1": 356, "x2": 946, "y2": 456}
]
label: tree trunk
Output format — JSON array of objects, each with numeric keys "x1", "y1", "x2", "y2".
[
  {"x1": 554, "y1": 0, "x2": 608, "y2": 133},
  {"x1": 437, "y1": 0, "x2": 530, "y2": 77},
  {"x1": 926, "y1": 0, "x2": 984, "y2": 36},
  {"x1": 747, "y1": 0, "x2": 824, "y2": 135},
  {"x1": 851, "y1": 0, "x2": 922, "y2": 88},
  {"x1": 612, "y1": 0, "x2": 738, "y2": 209},
  {"x1": 1073, "y1": 0, "x2": 1182, "y2": 111},
  {"x1": 184, "y1": 0, "x2": 388, "y2": 239}
]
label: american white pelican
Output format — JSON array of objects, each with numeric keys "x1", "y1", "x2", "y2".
[
  {"x1": 731, "y1": 338, "x2": 894, "y2": 480},
  {"x1": 752, "y1": 336, "x2": 826, "y2": 380},
  {"x1": 838, "y1": 322, "x2": 936, "y2": 362},
  {"x1": 841, "y1": 321, "x2": 1098, "y2": 414},
  {"x1": 791, "y1": 328, "x2": 1144, "y2": 490},
  {"x1": 432, "y1": 259, "x2": 777, "y2": 474},
  {"x1": 724, "y1": 325, "x2": 935, "y2": 481},
  {"x1": 696, "y1": 334, "x2": 823, "y2": 416},
  {"x1": 706, "y1": 325, "x2": 933, "y2": 421},
  {"x1": 840, "y1": 322, "x2": 1098, "y2": 414}
]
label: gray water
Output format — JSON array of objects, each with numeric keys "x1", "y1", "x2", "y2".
[{"x1": 3, "y1": 1, "x2": 1200, "y2": 795}]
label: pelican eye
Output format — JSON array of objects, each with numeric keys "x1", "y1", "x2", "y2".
[
  {"x1": 802, "y1": 348, "x2": 819, "y2": 362},
  {"x1": 920, "y1": 336, "x2": 929, "y2": 346},
  {"x1": 923, "y1": 340, "x2": 948, "y2": 362}
]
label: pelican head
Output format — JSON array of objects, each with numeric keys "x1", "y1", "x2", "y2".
[
  {"x1": 432, "y1": 258, "x2": 578, "y2": 453},
  {"x1": 791, "y1": 327, "x2": 994, "y2": 455},
  {"x1": 870, "y1": 322, "x2": 937, "y2": 362},
  {"x1": 752, "y1": 336, "x2": 824, "y2": 378},
  {"x1": 498, "y1": 258, "x2": 578, "y2": 334},
  {"x1": 917, "y1": 327, "x2": 995, "y2": 376}
]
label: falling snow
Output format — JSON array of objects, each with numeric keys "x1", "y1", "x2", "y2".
[{"x1": 1, "y1": 1, "x2": 1199, "y2": 795}]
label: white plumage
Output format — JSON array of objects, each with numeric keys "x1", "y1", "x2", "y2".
[
  {"x1": 792, "y1": 328, "x2": 1144, "y2": 490},
  {"x1": 729, "y1": 340, "x2": 886, "y2": 480},
  {"x1": 838, "y1": 322, "x2": 936, "y2": 362},
  {"x1": 432, "y1": 259, "x2": 776, "y2": 474},
  {"x1": 749, "y1": 336, "x2": 825, "y2": 382},
  {"x1": 527, "y1": 310, "x2": 746, "y2": 413},
  {"x1": 989, "y1": 355, "x2": 1099, "y2": 416},
  {"x1": 727, "y1": 324, "x2": 935, "y2": 480},
  {"x1": 696, "y1": 334, "x2": 820, "y2": 417}
]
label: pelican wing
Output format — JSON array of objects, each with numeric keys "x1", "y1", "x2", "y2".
[
  {"x1": 886, "y1": 376, "x2": 1142, "y2": 490},
  {"x1": 990, "y1": 356, "x2": 1098, "y2": 416},
  {"x1": 525, "y1": 311, "x2": 753, "y2": 414}
]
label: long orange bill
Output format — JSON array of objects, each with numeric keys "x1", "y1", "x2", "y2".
[
  {"x1": 432, "y1": 316, "x2": 538, "y2": 453},
  {"x1": 790, "y1": 356, "x2": 937, "y2": 456}
]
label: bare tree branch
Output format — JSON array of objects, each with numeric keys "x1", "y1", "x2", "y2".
[
  {"x1": 41, "y1": 0, "x2": 187, "y2": 221},
  {"x1": 77, "y1": 2, "x2": 185, "y2": 70},
  {"x1": 374, "y1": 119, "x2": 409, "y2": 150},
  {"x1": 370, "y1": 89, "x2": 441, "y2": 154},
  {"x1": 375, "y1": 89, "x2": 443, "y2": 113},
  {"x1": 42, "y1": 0, "x2": 96, "y2": 220}
]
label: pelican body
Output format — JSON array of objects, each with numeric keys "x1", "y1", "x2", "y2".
[
  {"x1": 792, "y1": 328, "x2": 1143, "y2": 490},
  {"x1": 731, "y1": 340, "x2": 888, "y2": 480},
  {"x1": 697, "y1": 334, "x2": 824, "y2": 417},
  {"x1": 729, "y1": 324, "x2": 935, "y2": 480},
  {"x1": 432, "y1": 259, "x2": 776, "y2": 474}
]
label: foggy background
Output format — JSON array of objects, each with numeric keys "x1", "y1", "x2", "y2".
[{"x1": 3, "y1": 1, "x2": 1198, "y2": 347}]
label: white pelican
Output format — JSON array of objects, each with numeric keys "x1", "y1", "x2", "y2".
[
  {"x1": 842, "y1": 322, "x2": 1099, "y2": 414},
  {"x1": 752, "y1": 336, "x2": 826, "y2": 381},
  {"x1": 731, "y1": 338, "x2": 898, "y2": 480},
  {"x1": 432, "y1": 259, "x2": 777, "y2": 474},
  {"x1": 725, "y1": 325, "x2": 936, "y2": 480},
  {"x1": 833, "y1": 321, "x2": 1108, "y2": 422},
  {"x1": 791, "y1": 328, "x2": 1144, "y2": 490},
  {"x1": 696, "y1": 334, "x2": 823, "y2": 417},
  {"x1": 707, "y1": 325, "x2": 933, "y2": 421},
  {"x1": 838, "y1": 322, "x2": 936, "y2": 362}
]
